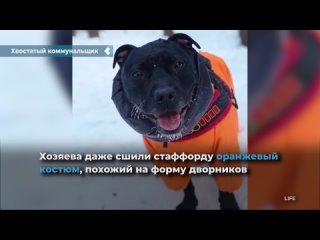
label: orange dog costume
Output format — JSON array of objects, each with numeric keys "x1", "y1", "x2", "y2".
[{"x1": 143, "y1": 52, "x2": 242, "y2": 193}]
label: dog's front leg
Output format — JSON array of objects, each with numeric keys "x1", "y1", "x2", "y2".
[
  {"x1": 218, "y1": 191, "x2": 240, "y2": 210},
  {"x1": 176, "y1": 180, "x2": 198, "y2": 210}
]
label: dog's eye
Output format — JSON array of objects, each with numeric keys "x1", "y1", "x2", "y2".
[
  {"x1": 174, "y1": 61, "x2": 185, "y2": 71},
  {"x1": 131, "y1": 71, "x2": 144, "y2": 79}
]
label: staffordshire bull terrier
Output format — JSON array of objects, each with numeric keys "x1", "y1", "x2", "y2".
[{"x1": 112, "y1": 33, "x2": 241, "y2": 210}]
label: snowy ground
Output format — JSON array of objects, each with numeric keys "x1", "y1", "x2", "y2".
[
  {"x1": 0, "y1": 30, "x2": 71, "y2": 147},
  {"x1": 0, "y1": 30, "x2": 247, "y2": 209}
]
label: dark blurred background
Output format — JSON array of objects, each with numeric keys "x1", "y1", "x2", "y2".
[{"x1": 248, "y1": 30, "x2": 320, "y2": 209}]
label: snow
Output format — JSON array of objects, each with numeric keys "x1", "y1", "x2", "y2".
[
  {"x1": 0, "y1": 30, "x2": 247, "y2": 209},
  {"x1": 0, "y1": 30, "x2": 71, "y2": 147}
]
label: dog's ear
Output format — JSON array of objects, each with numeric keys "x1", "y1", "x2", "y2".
[
  {"x1": 168, "y1": 33, "x2": 201, "y2": 49},
  {"x1": 113, "y1": 44, "x2": 136, "y2": 68}
]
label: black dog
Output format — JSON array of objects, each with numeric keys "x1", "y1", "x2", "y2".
[{"x1": 112, "y1": 33, "x2": 240, "y2": 210}]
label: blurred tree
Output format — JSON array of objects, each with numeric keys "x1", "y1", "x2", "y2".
[
  {"x1": 239, "y1": 30, "x2": 248, "y2": 46},
  {"x1": 88, "y1": 30, "x2": 99, "y2": 38},
  {"x1": 51, "y1": 30, "x2": 73, "y2": 104},
  {"x1": 164, "y1": 30, "x2": 174, "y2": 37}
]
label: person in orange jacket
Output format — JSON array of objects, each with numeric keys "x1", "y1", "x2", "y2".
[{"x1": 112, "y1": 34, "x2": 242, "y2": 209}]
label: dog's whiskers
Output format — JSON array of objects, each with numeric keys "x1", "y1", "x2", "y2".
[{"x1": 131, "y1": 104, "x2": 146, "y2": 120}]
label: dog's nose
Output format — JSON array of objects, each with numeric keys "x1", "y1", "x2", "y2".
[{"x1": 154, "y1": 87, "x2": 176, "y2": 103}]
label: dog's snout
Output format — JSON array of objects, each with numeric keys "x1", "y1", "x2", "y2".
[{"x1": 154, "y1": 87, "x2": 176, "y2": 104}]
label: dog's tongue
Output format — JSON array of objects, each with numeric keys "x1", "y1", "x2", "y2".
[{"x1": 157, "y1": 112, "x2": 181, "y2": 131}]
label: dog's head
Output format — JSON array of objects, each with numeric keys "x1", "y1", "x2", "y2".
[{"x1": 112, "y1": 33, "x2": 213, "y2": 141}]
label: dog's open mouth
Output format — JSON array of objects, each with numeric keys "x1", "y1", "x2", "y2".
[
  {"x1": 157, "y1": 112, "x2": 181, "y2": 131},
  {"x1": 139, "y1": 84, "x2": 197, "y2": 134},
  {"x1": 131, "y1": 84, "x2": 198, "y2": 139},
  {"x1": 155, "y1": 106, "x2": 188, "y2": 131}
]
